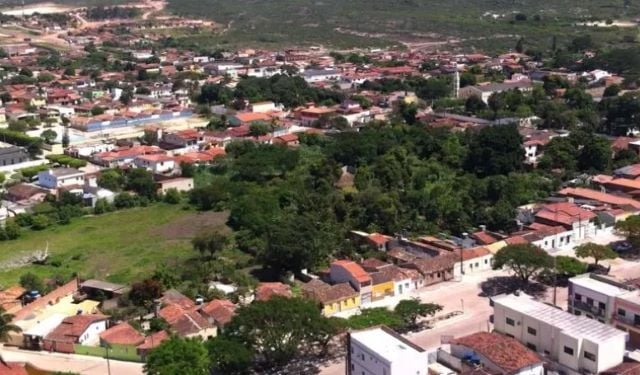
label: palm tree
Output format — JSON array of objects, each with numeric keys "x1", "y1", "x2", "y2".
[{"x1": 0, "y1": 308, "x2": 21, "y2": 342}]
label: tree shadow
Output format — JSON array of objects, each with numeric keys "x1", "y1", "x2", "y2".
[{"x1": 479, "y1": 276, "x2": 547, "y2": 298}]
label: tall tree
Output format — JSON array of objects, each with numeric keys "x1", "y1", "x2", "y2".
[
  {"x1": 224, "y1": 296, "x2": 336, "y2": 367},
  {"x1": 493, "y1": 244, "x2": 552, "y2": 282},
  {"x1": 206, "y1": 337, "x2": 253, "y2": 375},
  {"x1": 144, "y1": 337, "x2": 210, "y2": 375},
  {"x1": 394, "y1": 299, "x2": 442, "y2": 329},
  {"x1": 192, "y1": 232, "x2": 229, "y2": 260},
  {"x1": 466, "y1": 124, "x2": 524, "y2": 177},
  {"x1": 574, "y1": 243, "x2": 617, "y2": 266}
]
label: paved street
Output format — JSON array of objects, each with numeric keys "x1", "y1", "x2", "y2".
[{"x1": 1, "y1": 346, "x2": 144, "y2": 375}]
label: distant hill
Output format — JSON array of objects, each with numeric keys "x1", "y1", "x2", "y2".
[{"x1": 164, "y1": 0, "x2": 640, "y2": 51}]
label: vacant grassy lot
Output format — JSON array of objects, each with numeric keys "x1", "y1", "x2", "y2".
[
  {"x1": 166, "y1": 0, "x2": 640, "y2": 51},
  {"x1": 0, "y1": 205, "x2": 229, "y2": 287}
]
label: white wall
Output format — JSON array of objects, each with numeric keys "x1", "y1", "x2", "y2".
[
  {"x1": 454, "y1": 254, "x2": 493, "y2": 278},
  {"x1": 78, "y1": 320, "x2": 107, "y2": 345},
  {"x1": 350, "y1": 339, "x2": 428, "y2": 375}
]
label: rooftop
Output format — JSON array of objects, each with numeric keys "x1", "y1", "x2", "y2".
[
  {"x1": 350, "y1": 326, "x2": 425, "y2": 363},
  {"x1": 492, "y1": 293, "x2": 627, "y2": 342},
  {"x1": 99, "y1": 322, "x2": 145, "y2": 346},
  {"x1": 570, "y1": 274, "x2": 633, "y2": 297},
  {"x1": 453, "y1": 332, "x2": 542, "y2": 373}
]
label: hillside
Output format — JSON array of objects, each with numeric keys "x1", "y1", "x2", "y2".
[{"x1": 165, "y1": 0, "x2": 640, "y2": 51}]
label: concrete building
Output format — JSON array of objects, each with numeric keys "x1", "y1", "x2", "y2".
[
  {"x1": 613, "y1": 290, "x2": 640, "y2": 348},
  {"x1": 568, "y1": 274, "x2": 634, "y2": 323},
  {"x1": 0, "y1": 143, "x2": 29, "y2": 167},
  {"x1": 347, "y1": 326, "x2": 428, "y2": 375},
  {"x1": 492, "y1": 293, "x2": 627, "y2": 375},
  {"x1": 37, "y1": 168, "x2": 85, "y2": 190},
  {"x1": 330, "y1": 260, "x2": 373, "y2": 305}
]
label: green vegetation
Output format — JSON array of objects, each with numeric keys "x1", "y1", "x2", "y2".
[
  {"x1": 493, "y1": 243, "x2": 553, "y2": 282},
  {"x1": 574, "y1": 243, "x2": 618, "y2": 265},
  {"x1": 166, "y1": 0, "x2": 640, "y2": 51},
  {"x1": 0, "y1": 205, "x2": 226, "y2": 287}
]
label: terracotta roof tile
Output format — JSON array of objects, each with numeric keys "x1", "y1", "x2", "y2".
[
  {"x1": 331, "y1": 260, "x2": 372, "y2": 284},
  {"x1": 45, "y1": 314, "x2": 109, "y2": 344},
  {"x1": 255, "y1": 282, "x2": 292, "y2": 301},
  {"x1": 100, "y1": 322, "x2": 145, "y2": 346},
  {"x1": 136, "y1": 330, "x2": 169, "y2": 351},
  {"x1": 453, "y1": 332, "x2": 542, "y2": 373},
  {"x1": 302, "y1": 280, "x2": 358, "y2": 304},
  {"x1": 200, "y1": 299, "x2": 236, "y2": 326}
]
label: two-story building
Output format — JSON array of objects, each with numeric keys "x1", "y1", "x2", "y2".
[
  {"x1": 568, "y1": 274, "x2": 634, "y2": 323},
  {"x1": 330, "y1": 260, "x2": 373, "y2": 305},
  {"x1": 492, "y1": 293, "x2": 627, "y2": 375},
  {"x1": 37, "y1": 168, "x2": 85, "y2": 190}
]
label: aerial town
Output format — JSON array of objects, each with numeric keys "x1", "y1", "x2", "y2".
[{"x1": 0, "y1": 1, "x2": 639, "y2": 375}]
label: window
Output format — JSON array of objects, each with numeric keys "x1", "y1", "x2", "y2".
[
  {"x1": 584, "y1": 351, "x2": 596, "y2": 361},
  {"x1": 575, "y1": 293, "x2": 582, "y2": 301},
  {"x1": 485, "y1": 259, "x2": 488, "y2": 264},
  {"x1": 506, "y1": 317, "x2": 515, "y2": 326},
  {"x1": 634, "y1": 314, "x2": 640, "y2": 326},
  {"x1": 527, "y1": 327, "x2": 537, "y2": 335},
  {"x1": 599, "y1": 302, "x2": 606, "y2": 310},
  {"x1": 619, "y1": 308, "x2": 627, "y2": 317},
  {"x1": 587, "y1": 297, "x2": 594, "y2": 306},
  {"x1": 526, "y1": 343, "x2": 536, "y2": 351},
  {"x1": 564, "y1": 346, "x2": 574, "y2": 356}
]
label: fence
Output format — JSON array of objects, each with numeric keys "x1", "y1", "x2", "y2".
[{"x1": 74, "y1": 343, "x2": 143, "y2": 362}]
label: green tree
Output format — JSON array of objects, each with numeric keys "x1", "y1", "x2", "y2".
[
  {"x1": 192, "y1": 232, "x2": 229, "y2": 260},
  {"x1": 464, "y1": 95, "x2": 487, "y2": 113},
  {"x1": 205, "y1": 337, "x2": 253, "y2": 375},
  {"x1": 126, "y1": 168, "x2": 157, "y2": 199},
  {"x1": 616, "y1": 215, "x2": 640, "y2": 245},
  {"x1": 98, "y1": 169, "x2": 124, "y2": 191},
  {"x1": 347, "y1": 307, "x2": 404, "y2": 331},
  {"x1": 20, "y1": 272, "x2": 44, "y2": 292},
  {"x1": 394, "y1": 299, "x2": 442, "y2": 329},
  {"x1": 574, "y1": 243, "x2": 617, "y2": 266},
  {"x1": 224, "y1": 296, "x2": 335, "y2": 367},
  {"x1": 493, "y1": 244, "x2": 553, "y2": 282},
  {"x1": 0, "y1": 307, "x2": 21, "y2": 341},
  {"x1": 40, "y1": 129, "x2": 57, "y2": 144},
  {"x1": 144, "y1": 336, "x2": 210, "y2": 375},
  {"x1": 129, "y1": 278, "x2": 163, "y2": 307},
  {"x1": 163, "y1": 188, "x2": 181, "y2": 204},
  {"x1": 554, "y1": 255, "x2": 588, "y2": 277},
  {"x1": 466, "y1": 124, "x2": 523, "y2": 177}
]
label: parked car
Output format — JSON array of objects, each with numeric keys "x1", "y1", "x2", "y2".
[{"x1": 612, "y1": 241, "x2": 633, "y2": 253}]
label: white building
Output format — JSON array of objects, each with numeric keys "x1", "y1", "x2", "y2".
[
  {"x1": 492, "y1": 293, "x2": 627, "y2": 375},
  {"x1": 568, "y1": 273, "x2": 634, "y2": 323},
  {"x1": 453, "y1": 247, "x2": 493, "y2": 278},
  {"x1": 134, "y1": 154, "x2": 176, "y2": 174},
  {"x1": 348, "y1": 326, "x2": 428, "y2": 375},
  {"x1": 301, "y1": 68, "x2": 341, "y2": 83},
  {"x1": 37, "y1": 168, "x2": 85, "y2": 189}
]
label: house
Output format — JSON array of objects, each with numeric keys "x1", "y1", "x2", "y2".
[
  {"x1": 200, "y1": 299, "x2": 236, "y2": 330},
  {"x1": 5, "y1": 184, "x2": 47, "y2": 203},
  {"x1": 568, "y1": 273, "x2": 634, "y2": 323},
  {"x1": 387, "y1": 247, "x2": 457, "y2": 287},
  {"x1": 458, "y1": 80, "x2": 533, "y2": 103},
  {"x1": 99, "y1": 322, "x2": 145, "y2": 351},
  {"x1": 369, "y1": 270, "x2": 395, "y2": 301},
  {"x1": 0, "y1": 285, "x2": 26, "y2": 312},
  {"x1": 558, "y1": 187, "x2": 640, "y2": 211},
  {"x1": 601, "y1": 178, "x2": 640, "y2": 195},
  {"x1": 601, "y1": 360, "x2": 640, "y2": 375},
  {"x1": 155, "y1": 176, "x2": 194, "y2": 194},
  {"x1": 330, "y1": 260, "x2": 373, "y2": 304},
  {"x1": 0, "y1": 143, "x2": 30, "y2": 167},
  {"x1": 134, "y1": 154, "x2": 176, "y2": 174},
  {"x1": 614, "y1": 164, "x2": 640, "y2": 179},
  {"x1": 441, "y1": 332, "x2": 544, "y2": 375},
  {"x1": 492, "y1": 293, "x2": 627, "y2": 374},
  {"x1": 228, "y1": 112, "x2": 272, "y2": 126},
  {"x1": 272, "y1": 133, "x2": 299, "y2": 147},
  {"x1": 347, "y1": 326, "x2": 428, "y2": 375},
  {"x1": 453, "y1": 247, "x2": 493, "y2": 277},
  {"x1": 37, "y1": 168, "x2": 85, "y2": 190},
  {"x1": 613, "y1": 290, "x2": 640, "y2": 348},
  {"x1": 157, "y1": 289, "x2": 216, "y2": 338},
  {"x1": 533, "y1": 202, "x2": 597, "y2": 244},
  {"x1": 250, "y1": 101, "x2": 277, "y2": 113},
  {"x1": 299, "y1": 107, "x2": 337, "y2": 125},
  {"x1": 42, "y1": 314, "x2": 109, "y2": 353},
  {"x1": 302, "y1": 279, "x2": 360, "y2": 316},
  {"x1": 161, "y1": 129, "x2": 203, "y2": 151},
  {"x1": 255, "y1": 282, "x2": 292, "y2": 301}
]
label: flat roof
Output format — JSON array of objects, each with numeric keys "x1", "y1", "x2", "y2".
[
  {"x1": 23, "y1": 313, "x2": 66, "y2": 337},
  {"x1": 350, "y1": 326, "x2": 425, "y2": 363},
  {"x1": 493, "y1": 293, "x2": 627, "y2": 342},
  {"x1": 570, "y1": 275, "x2": 631, "y2": 297}
]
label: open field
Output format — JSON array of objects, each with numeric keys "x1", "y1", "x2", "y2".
[
  {"x1": 165, "y1": 0, "x2": 640, "y2": 51},
  {"x1": 0, "y1": 205, "x2": 230, "y2": 287}
]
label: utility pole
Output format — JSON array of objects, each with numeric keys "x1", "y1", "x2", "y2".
[{"x1": 553, "y1": 255, "x2": 557, "y2": 307}]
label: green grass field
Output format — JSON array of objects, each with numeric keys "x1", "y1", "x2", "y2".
[{"x1": 0, "y1": 204, "x2": 229, "y2": 288}]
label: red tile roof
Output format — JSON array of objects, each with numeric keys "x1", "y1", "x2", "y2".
[
  {"x1": 456, "y1": 247, "x2": 491, "y2": 261},
  {"x1": 471, "y1": 231, "x2": 499, "y2": 245},
  {"x1": 136, "y1": 330, "x2": 169, "y2": 351},
  {"x1": 255, "y1": 282, "x2": 292, "y2": 301},
  {"x1": 0, "y1": 362, "x2": 28, "y2": 375},
  {"x1": 534, "y1": 202, "x2": 596, "y2": 227},
  {"x1": 559, "y1": 187, "x2": 640, "y2": 209},
  {"x1": 45, "y1": 314, "x2": 109, "y2": 344},
  {"x1": 453, "y1": 332, "x2": 542, "y2": 373},
  {"x1": 99, "y1": 322, "x2": 145, "y2": 346},
  {"x1": 200, "y1": 299, "x2": 236, "y2": 326},
  {"x1": 331, "y1": 260, "x2": 372, "y2": 284}
]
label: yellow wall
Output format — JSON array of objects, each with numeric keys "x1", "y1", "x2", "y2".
[
  {"x1": 371, "y1": 281, "x2": 394, "y2": 299},
  {"x1": 322, "y1": 296, "x2": 361, "y2": 316}
]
